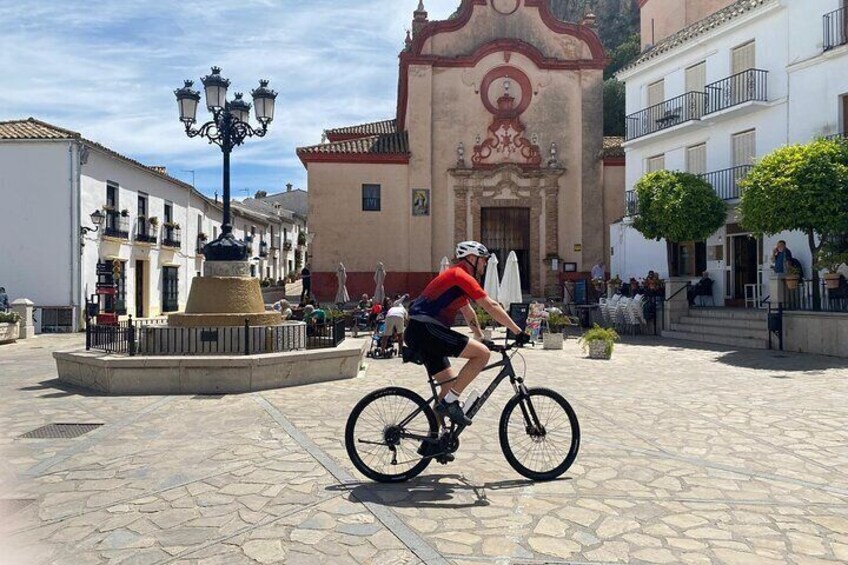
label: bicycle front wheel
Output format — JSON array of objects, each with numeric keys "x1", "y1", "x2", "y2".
[
  {"x1": 499, "y1": 387, "x2": 580, "y2": 481},
  {"x1": 345, "y1": 387, "x2": 438, "y2": 483}
]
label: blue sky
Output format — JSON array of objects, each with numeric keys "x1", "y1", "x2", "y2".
[{"x1": 0, "y1": 0, "x2": 460, "y2": 198}]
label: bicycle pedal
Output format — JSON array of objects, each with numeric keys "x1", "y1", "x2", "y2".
[{"x1": 437, "y1": 453, "x2": 455, "y2": 464}]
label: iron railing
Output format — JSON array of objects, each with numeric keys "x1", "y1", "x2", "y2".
[
  {"x1": 625, "y1": 92, "x2": 707, "y2": 141},
  {"x1": 259, "y1": 241, "x2": 269, "y2": 258},
  {"x1": 699, "y1": 164, "x2": 753, "y2": 201},
  {"x1": 162, "y1": 226, "x2": 182, "y2": 249},
  {"x1": 783, "y1": 278, "x2": 848, "y2": 313},
  {"x1": 104, "y1": 210, "x2": 129, "y2": 239},
  {"x1": 704, "y1": 69, "x2": 769, "y2": 115},
  {"x1": 135, "y1": 218, "x2": 157, "y2": 243},
  {"x1": 306, "y1": 318, "x2": 347, "y2": 350},
  {"x1": 625, "y1": 191, "x2": 638, "y2": 216},
  {"x1": 86, "y1": 319, "x2": 136, "y2": 355},
  {"x1": 824, "y1": 7, "x2": 848, "y2": 51}
]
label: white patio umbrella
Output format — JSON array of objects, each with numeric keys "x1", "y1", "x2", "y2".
[
  {"x1": 334, "y1": 263, "x2": 350, "y2": 305},
  {"x1": 374, "y1": 262, "x2": 386, "y2": 304},
  {"x1": 483, "y1": 253, "x2": 500, "y2": 303},
  {"x1": 498, "y1": 251, "x2": 523, "y2": 309},
  {"x1": 439, "y1": 256, "x2": 451, "y2": 274}
]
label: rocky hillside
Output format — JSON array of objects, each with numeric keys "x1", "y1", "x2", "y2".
[{"x1": 549, "y1": 0, "x2": 639, "y2": 50}]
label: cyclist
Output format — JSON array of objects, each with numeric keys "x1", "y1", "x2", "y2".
[{"x1": 405, "y1": 241, "x2": 530, "y2": 429}]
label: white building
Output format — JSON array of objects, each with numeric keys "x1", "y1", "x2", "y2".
[
  {"x1": 242, "y1": 187, "x2": 310, "y2": 276},
  {"x1": 0, "y1": 118, "x2": 296, "y2": 330},
  {"x1": 612, "y1": 0, "x2": 848, "y2": 306}
]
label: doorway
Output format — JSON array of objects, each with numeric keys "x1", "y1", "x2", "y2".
[
  {"x1": 728, "y1": 234, "x2": 760, "y2": 302},
  {"x1": 135, "y1": 260, "x2": 145, "y2": 318},
  {"x1": 481, "y1": 207, "x2": 531, "y2": 292}
]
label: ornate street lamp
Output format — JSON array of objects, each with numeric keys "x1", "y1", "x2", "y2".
[{"x1": 175, "y1": 67, "x2": 277, "y2": 261}]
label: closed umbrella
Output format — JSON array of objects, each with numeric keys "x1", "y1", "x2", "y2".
[
  {"x1": 335, "y1": 263, "x2": 350, "y2": 305},
  {"x1": 374, "y1": 262, "x2": 386, "y2": 304},
  {"x1": 483, "y1": 253, "x2": 500, "y2": 304},
  {"x1": 439, "y1": 256, "x2": 451, "y2": 274},
  {"x1": 499, "y1": 251, "x2": 522, "y2": 309}
]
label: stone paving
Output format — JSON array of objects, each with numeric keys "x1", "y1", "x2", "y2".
[{"x1": 1, "y1": 332, "x2": 848, "y2": 564}]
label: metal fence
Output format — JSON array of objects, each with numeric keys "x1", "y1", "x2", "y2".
[
  {"x1": 625, "y1": 92, "x2": 707, "y2": 141},
  {"x1": 86, "y1": 317, "x2": 346, "y2": 356},
  {"x1": 704, "y1": 69, "x2": 768, "y2": 115},
  {"x1": 700, "y1": 165, "x2": 753, "y2": 201},
  {"x1": 824, "y1": 7, "x2": 848, "y2": 51},
  {"x1": 782, "y1": 278, "x2": 848, "y2": 313}
]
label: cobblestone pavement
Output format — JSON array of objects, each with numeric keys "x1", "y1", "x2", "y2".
[{"x1": 1, "y1": 332, "x2": 848, "y2": 564}]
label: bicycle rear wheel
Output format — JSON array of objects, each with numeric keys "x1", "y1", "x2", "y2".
[
  {"x1": 345, "y1": 387, "x2": 438, "y2": 483},
  {"x1": 499, "y1": 387, "x2": 580, "y2": 481}
]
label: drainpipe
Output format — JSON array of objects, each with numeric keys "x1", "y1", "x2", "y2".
[{"x1": 69, "y1": 141, "x2": 82, "y2": 328}]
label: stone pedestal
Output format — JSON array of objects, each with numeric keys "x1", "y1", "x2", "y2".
[
  {"x1": 168, "y1": 261, "x2": 282, "y2": 328},
  {"x1": 663, "y1": 278, "x2": 690, "y2": 330},
  {"x1": 768, "y1": 271, "x2": 785, "y2": 306},
  {"x1": 11, "y1": 298, "x2": 35, "y2": 339}
]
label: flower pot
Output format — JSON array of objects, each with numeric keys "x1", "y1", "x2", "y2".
[
  {"x1": 0, "y1": 322, "x2": 20, "y2": 343},
  {"x1": 824, "y1": 273, "x2": 841, "y2": 290},
  {"x1": 785, "y1": 275, "x2": 800, "y2": 290},
  {"x1": 543, "y1": 331, "x2": 564, "y2": 350},
  {"x1": 587, "y1": 340, "x2": 611, "y2": 360}
]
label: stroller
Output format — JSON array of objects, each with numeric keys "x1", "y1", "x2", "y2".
[{"x1": 366, "y1": 316, "x2": 399, "y2": 359}]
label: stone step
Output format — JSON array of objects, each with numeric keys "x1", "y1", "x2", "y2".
[
  {"x1": 686, "y1": 308, "x2": 767, "y2": 321},
  {"x1": 662, "y1": 329, "x2": 769, "y2": 350},
  {"x1": 678, "y1": 315, "x2": 765, "y2": 330},
  {"x1": 670, "y1": 322, "x2": 767, "y2": 341}
]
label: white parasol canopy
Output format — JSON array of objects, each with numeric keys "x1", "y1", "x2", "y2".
[
  {"x1": 335, "y1": 263, "x2": 350, "y2": 305},
  {"x1": 439, "y1": 256, "x2": 451, "y2": 274},
  {"x1": 374, "y1": 262, "x2": 386, "y2": 304},
  {"x1": 498, "y1": 251, "x2": 523, "y2": 309},
  {"x1": 483, "y1": 253, "x2": 500, "y2": 303}
]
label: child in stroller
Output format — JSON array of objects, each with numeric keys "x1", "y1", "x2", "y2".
[{"x1": 366, "y1": 314, "x2": 399, "y2": 359}]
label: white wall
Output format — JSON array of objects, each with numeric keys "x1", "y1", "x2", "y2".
[{"x1": 0, "y1": 141, "x2": 74, "y2": 308}]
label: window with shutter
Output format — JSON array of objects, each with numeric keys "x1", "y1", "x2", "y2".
[
  {"x1": 732, "y1": 41, "x2": 756, "y2": 74},
  {"x1": 732, "y1": 130, "x2": 756, "y2": 167},
  {"x1": 647, "y1": 154, "x2": 665, "y2": 173},
  {"x1": 685, "y1": 62, "x2": 706, "y2": 93},
  {"x1": 686, "y1": 144, "x2": 707, "y2": 175},
  {"x1": 647, "y1": 80, "x2": 665, "y2": 107}
]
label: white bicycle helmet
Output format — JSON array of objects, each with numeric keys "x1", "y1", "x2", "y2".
[{"x1": 455, "y1": 240, "x2": 491, "y2": 259}]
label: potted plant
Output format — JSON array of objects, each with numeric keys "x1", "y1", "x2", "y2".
[
  {"x1": 102, "y1": 204, "x2": 116, "y2": 212},
  {"x1": 0, "y1": 311, "x2": 21, "y2": 343},
  {"x1": 815, "y1": 241, "x2": 848, "y2": 290},
  {"x1": 197, "y1": 232, "x2": 208, "y2": 242},
  {"x1": 578, "y1": 324, "x2": 620, "y2": 360},
  {"x1": 148, "y1": 216, "x2": 159, "y2": 227},
  {"x1": 298, "y1": 232, "x2": 307, "y2": 247},
  {"x1": 120, "y1": 209, "x2": 130, "y2": 218},
  {"x1": 473, "y1": 306, "x2": 494, "y2": 340},
  {"x1": 785, "y1": 262, "x2": 801, "y2": 290},
  {"x1": 543, "y1": 312, "x2": 570, "y2": 350}
]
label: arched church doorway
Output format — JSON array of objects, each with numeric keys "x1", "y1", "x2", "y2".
[{"x1": 481, "y1": 207, "x2": 530, "y2": 292}]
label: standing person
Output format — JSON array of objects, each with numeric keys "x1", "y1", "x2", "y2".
[
  {"x1": 381, "y1": 300, "x2": 408, "y2": 352},
  {"x1": 300, "y1": 263, "x2": 312, "y2": 302},
  {"x1": 772, "y1": 241, "x2": 793, "y2": 274},
  {"x1": 0, "y1": 287, "x2": 9, "y2": 312},
  {"x1": 590, "y1": 262, "x2": 605, "y2": 281},
  {"x1": 405, "y1": 241, "x2": 530, "y2": 436}
]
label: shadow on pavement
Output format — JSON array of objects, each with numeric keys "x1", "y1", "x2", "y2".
[
  {"x1": 327, "y1": 473, "x2": 569, "y2": 509},
  {"x1": 19, "y1": 378, "x2": 108, "y2": 398},
  {"x1": 713, "y1": 350, "x2": 848, "y2": 373}
]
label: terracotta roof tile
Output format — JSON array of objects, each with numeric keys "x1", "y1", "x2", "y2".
[
  {"x1": 620, "y1": 0, "x2": 772, "y2": 74},
  {"x1": 602, "y1": 136, "x2": 624, "y2": 158},
  {"x1": 297, "y1": 131, "x2": 409, "y2": 156},
  {"x1": 324, "y1": 119, "x2": 397, "y2": 137}
]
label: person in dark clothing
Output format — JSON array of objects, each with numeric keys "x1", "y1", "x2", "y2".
[
  {"x1": 300, "y1": 264, "x2": 312, "y2": 302},
  {"x1": 687, "y1": 272, "x2": 713, "y2": 307},
  {"x1": 0, "y1": 287, "x2": 9, "y2": 312},
  {"x1": 772, "y1": 241, "x2": 793, "y2": 274}
]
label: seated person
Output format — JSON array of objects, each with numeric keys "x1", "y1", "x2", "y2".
[
  {"x1": 272, "y1": 298, "x2": 293, "y2": 320},
  {"x1": 368, "y1": 302, "x2": 383, "y2": 328},
  {"x1": 687, "y1": 272, "x2": 713, "y2": 306}
]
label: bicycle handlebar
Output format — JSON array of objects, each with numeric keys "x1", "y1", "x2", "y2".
[{"x1": 483, "y1": 339, "x2": 534, "y2": 353}]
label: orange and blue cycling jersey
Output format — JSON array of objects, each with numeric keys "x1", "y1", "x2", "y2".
[{"x1": 409, "y1": 265, "x2": 487, "y2": 327}]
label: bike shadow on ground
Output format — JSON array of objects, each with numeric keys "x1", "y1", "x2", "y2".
[{"x1": 326, "y1": 474, "x2": 571, "y2": 509}]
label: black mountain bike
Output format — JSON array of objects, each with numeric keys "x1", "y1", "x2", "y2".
[{"x1": 345, "y1": 339, "x2": 580, "y2": 482}]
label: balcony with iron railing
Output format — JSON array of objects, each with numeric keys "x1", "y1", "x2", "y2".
[
  {"x1": 699, "y1": 165, "x2": 753, "y2": 201},
  {"x1": 259, "y1": 240, "x2": 268, "y2": 258},
  {"x1": 135, "y1": 218, "x2": 157, "y2": 244},
  {"x1": 162, "y1": 225, "x2": 182, "y2": 249},
  {"x1": 824, "y1": 7, "x2": 848, "y2": 51},
  {"x1": 104, "y1": 210, "x2": 130, "y2": 239},
  {"x1": 704, "y1": 69, "x2": 768, "y2": 116},
  {"x1": 625, "y1": 191, "x2": 638, "y2": 216},
  {"x1": 625, "y1": 92, "x2": 707, "y2": 142}
]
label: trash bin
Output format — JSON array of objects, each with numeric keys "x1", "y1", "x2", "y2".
[{"x1": 767, "y1": 312, "x2": 782, "y2": 333}]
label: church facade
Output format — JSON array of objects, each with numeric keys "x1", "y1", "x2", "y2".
[{"x1": 298, "y1": 0, "x2": 625, "y2": 301}]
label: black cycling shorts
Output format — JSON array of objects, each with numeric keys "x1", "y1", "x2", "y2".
[{"x1": 404, "y1": 319, "x2": 469, "y2": 377}]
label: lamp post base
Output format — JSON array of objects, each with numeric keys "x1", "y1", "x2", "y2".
[{"x1": 203, "y1": 233, "x2": 248, "y2": 262}]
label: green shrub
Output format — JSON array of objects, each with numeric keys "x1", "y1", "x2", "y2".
[
  {"x1": 0, "y1": 312, "x2": 22, "y2": 324},
  {"x1": 578, "y1": 324, "x2": 620, "y2": 357}
]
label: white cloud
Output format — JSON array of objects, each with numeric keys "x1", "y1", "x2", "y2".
[{"x1": 0, "y1": 0, "x2": 462, "y2": 196}]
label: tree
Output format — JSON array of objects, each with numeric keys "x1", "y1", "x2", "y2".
[
  {"x1": 603, "y1": 79, "x2": 626, "y2": 136},
  {"x1": 632, "y1": 171, "x2": 727, "y2": 277},
  {"x1": 739, "y1": 138, "x2": 848, "y2": 309}
]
